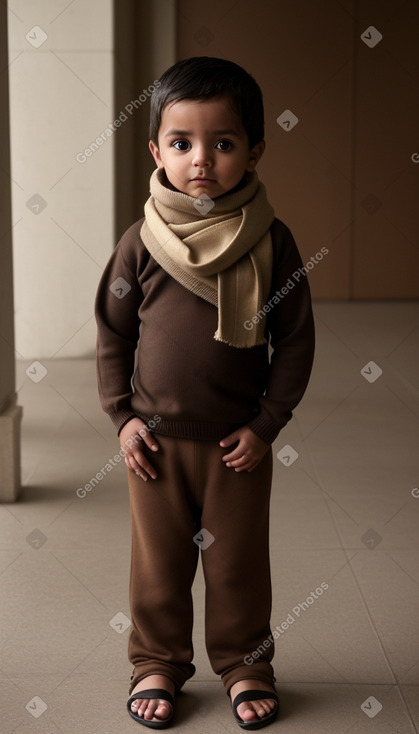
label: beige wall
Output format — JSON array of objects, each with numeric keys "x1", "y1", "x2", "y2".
[
  {"x1": 177, "y1": 0, "x2": 419, "y2": 299},
  {"x1": 8, "y1": 0, "x2": 114, "y2": 359}
]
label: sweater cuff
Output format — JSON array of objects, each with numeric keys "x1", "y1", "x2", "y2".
[
  {"x1": 109, "y1": 410, "x2": 138, "y2": 436},
  {"x1": 247, "y1": 412, "x2": 287, "y2": 446}
]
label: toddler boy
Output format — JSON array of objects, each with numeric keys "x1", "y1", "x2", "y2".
[{"x1": 95, "y1": 56, "x2": 315, "y2": 729}]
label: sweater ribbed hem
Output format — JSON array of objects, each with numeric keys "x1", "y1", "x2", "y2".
[
  {"x1": 110, "y1": 409, "x2": 288, "y2": 445},
  {"x1": 110, "y1": 410, "x2": 289, "y2": 444},
  {"x1": 138, "y1": 415, "x2": 244, "y2": 442}
]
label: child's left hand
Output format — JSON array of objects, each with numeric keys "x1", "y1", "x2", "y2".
[{"x1": 219, "y1": 426, "x2": 270, "y2": 472}]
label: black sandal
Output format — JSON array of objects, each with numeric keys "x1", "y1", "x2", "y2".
[
  {"x1": 231, "y1": 689, "x2": 279, "y2": 730},
  {"x1": 127, "y1": 688, "x2": 175, "y2": 729}
]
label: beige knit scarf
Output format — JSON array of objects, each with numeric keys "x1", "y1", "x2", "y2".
[{"x1": 140, "y1": 168, "x2": 275, "y2": 348}]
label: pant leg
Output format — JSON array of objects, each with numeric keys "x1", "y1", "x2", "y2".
[
  {"x1": 127, "y1": 435, "x2": 200, "y2": 694},
  {"x1": 197, "y1": 441, "x2": 275, "y2": 695}
]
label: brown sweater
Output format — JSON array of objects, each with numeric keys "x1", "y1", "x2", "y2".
[{"x1": 95, "y1": 216, "x2": 315, "y2": 445}]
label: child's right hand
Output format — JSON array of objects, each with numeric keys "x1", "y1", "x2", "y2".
[{"x1": 119, "y1": 417, "x2": 160, "y2": 481}]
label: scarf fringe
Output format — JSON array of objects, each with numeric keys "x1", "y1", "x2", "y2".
[{"x1": 213, "y1": 333, "x2": 267, "y2": 348}]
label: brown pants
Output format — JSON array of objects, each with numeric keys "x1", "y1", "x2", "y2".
[{"x1": 127, "y1": 434, "x2": 275, "y2": 696}]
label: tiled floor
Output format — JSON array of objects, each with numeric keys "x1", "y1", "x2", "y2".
[{"x1": 1, "y1": 302, "x2": 419, "y2": 733}]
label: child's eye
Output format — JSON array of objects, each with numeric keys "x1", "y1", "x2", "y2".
[
  {"x1": 215, "y1": 139, "x2": 233, "y2": 151},
  {"x1": 172, "y1": 140, "x2": 191, "y2": 151}
]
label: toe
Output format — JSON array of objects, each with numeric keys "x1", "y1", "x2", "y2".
[
  {"x1": 155, "y1": 700, "x2": 172, "y2": 719},
  {"x1": 131, "y1": 697, "x2": 172, "y2": 722},
  {"x1": 258, "y1": 698, "x2": 276, "y2": 715},
  {"x1": 237, "y1": 702, "x2": 258, "y2": 721},
  {"x1": 135, "y1": 698, "x2": 149, "y2": 717},
  {"x1": 144, "y1": 701, "x2": 158, "y2": 720},
  {"x1": 237, "y1": 698, "x2": 277, "y2": 722}
]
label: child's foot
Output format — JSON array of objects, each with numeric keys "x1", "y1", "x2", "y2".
[
  {"x1": 230, "y1": 679, "x2": 277, "y2": 724},
  {"x1": 129, "y1": 674, "x2": 175, "y2": 723}
]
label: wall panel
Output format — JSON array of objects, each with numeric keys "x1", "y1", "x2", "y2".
[{"x1": 177, "y1": 0, "x2": 419, "y2": 299}]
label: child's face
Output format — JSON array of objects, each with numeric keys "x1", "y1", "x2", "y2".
[{"x1": 149, "y1": 98, "x2": 265, "y2": 199}]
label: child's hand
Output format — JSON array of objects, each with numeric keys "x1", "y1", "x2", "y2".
[
  {"x1": 119, "y1": 417, "x2": 159, "y2": 481},
  {"x1": 219, "y1": 426, "x2": 270, "y2": 472}
]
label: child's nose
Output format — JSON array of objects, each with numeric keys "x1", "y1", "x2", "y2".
[{"x1": 192, "y1": 145, "x2": 213, "y2": 167}]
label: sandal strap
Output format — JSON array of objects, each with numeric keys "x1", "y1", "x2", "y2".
[
  {"x1": 127, "y1": 688, "x2": 174, "y2": 708},
  {"x1": 232, "y1": 690, "x2": 279, "y2": 715}
]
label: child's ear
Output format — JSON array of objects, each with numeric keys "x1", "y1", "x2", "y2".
[
  {"x1": 246, "y1": 140, "x2": 265, "y2": 172},
  {"x1": 149, "y1": 140, "x2": 164, "y2": 169}
]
